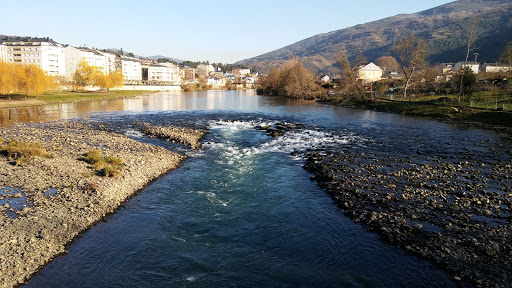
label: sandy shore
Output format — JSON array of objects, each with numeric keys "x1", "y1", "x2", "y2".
[{"x1": 0, "y1": 120, "x2": 205, "y2": 287}]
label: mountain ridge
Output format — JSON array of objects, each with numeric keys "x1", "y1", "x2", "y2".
[{"x1": 238, "y1": 0, "x2": 512, "y2": 74}]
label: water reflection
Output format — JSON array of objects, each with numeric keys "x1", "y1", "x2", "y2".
[{"x1": 0, "y1": 90, "x2": 325, "y2": 126}]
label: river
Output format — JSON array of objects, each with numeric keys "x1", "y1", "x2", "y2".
[{"x1": 13, "y1": 90, "x2": 510, "y2": 287}]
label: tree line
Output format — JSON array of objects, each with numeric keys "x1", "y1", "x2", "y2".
[
  {"x1": 0, "y1": 62, "x2": 56, "y2": 99},
  {"x1": 257, "y1": 31, "x2": 512, "y2": 102},
  {"x1": 257, "y1": 58, "x2": 322, "y2": 100},
  {"x1": 72, "y1": 61, "x2": 123, "y2": 92}
]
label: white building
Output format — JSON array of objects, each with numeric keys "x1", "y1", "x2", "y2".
[
  {"x1": 455, "y1": 61, "x2": 480, "y2": 74},
  {"x1": 0, "y1": 43, "x2": 7, "y2": 62},
  {"x1": 320, "y1": 75, "x2": 331, "y2": 83},
  {"x1": 63, "y1": 46, "x2": 82, "y2": 81},
  {"x1": 64, "y1": 47, "x2": 118, "y2": 81},
  {"x1": 98, "y1": 51, "x2": 116, "y2": 75},
  {"x1": 80, "y1": 49, "x2": 107, "y2": 71},
  {"x1": 197, "y1": 64, "x2": 215, "y2": 76},
  {"x1": 233, "y1": 68, "x2": 251, "y2": 77},
  {"x1": 358, "y1": 62, "x2": 383, "y2": 83},
  {"x1": 481, "y1": 63, "x2": 512, "y2": 73},
  {"x1": 116, "y1": 54, "x2": 142, "y2": 84},
  {"x1": 1, "y1": 36, "x2": 65, "y2": 76},
  {"x1": 146, "y1": 63, "x2": 180, "y2": 85}
]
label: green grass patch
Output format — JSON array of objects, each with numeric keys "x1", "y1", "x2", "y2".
[
  {"x1": 0, "y1": 139, "x2": 48, "y2": 165},
  {"x1": 85, "y1": 149, "x2": 123, "y2": 177}
]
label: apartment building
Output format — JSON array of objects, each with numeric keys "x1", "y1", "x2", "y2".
[
  {"x1": 143, "y1": 62, "x2": 180, "y2": 85},
  {"x1": 0, "y1": 43, "x2": 7, "y2": 62},
  {"x1": 116, "y1": 54, "x2": 142, "y2": 84},
  {"x1": 0, "y1": 36, "x2": 65, "y2": 76}
]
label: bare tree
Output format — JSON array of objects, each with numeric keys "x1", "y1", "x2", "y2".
[
  {"x1": 393, "y1": 35, "x2": 429, "y2": 101},
  {"x1": 335, "y1": 52, "x2": 363, "y2": 99},
  {"x1": 375, "y1": 56, "x2": 399, "y2": 74},
  {"x1": 500, "y1": 42, "x2": 512, "y2": 65},
  {"x1": 459, "y1": 18, "x2": 480, "y2": 101}
]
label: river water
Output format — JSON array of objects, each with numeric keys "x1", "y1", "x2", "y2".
[{"x1": 18, "y1": 90, "x2": 510, "y2": 287}]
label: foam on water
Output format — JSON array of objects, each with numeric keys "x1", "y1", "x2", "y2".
[
  {"x1": 197, "y1": 191, "x2": 231, "y2": 207},
  {"x1": 124, "y1": 129, "x2": 144, "y2": 138},
  {"x1": 206, "y1": 119, "x2": 365, "y2": 161}
]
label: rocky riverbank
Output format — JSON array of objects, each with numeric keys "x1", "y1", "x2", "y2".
[
  {"x1": 137, "y1": 122, "x2": 206, "y2": 150},
  {"x1": 303, "y1": 149, "x2": 512, "y2": 287},
  {"x1": 0, "y1": 120, "x2": 205, "y2": 287}
]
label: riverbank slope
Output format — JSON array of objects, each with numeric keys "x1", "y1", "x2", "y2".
[
  {"x1": 321, "y1": 97, "x2": 512, "y2": 130},
  {"x1": 0, "y1": 90, "x2": 155, "y2": 109},
  {"x1": 0, "y1": 121, "x2": 204, "y2": 287}
]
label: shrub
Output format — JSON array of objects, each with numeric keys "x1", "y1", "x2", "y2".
[
  {"x1": 85, "y1": 150, "x2": 123, "y2": 177},
  {"x1": 103, "y1": 165, "x2": 121, "y2": 177},
  {"x1": 105, "y1": 156, "x2": 123, "y2": 167},
  {"x1": 85, "y1": 149, "x2": 103, "y2": 164},
  {"x1": 92, "y1": 159, "x2": 107, "y2": 170},
  {"x1": 0, "y1": 139, "x2": 47, "y2": 163}
]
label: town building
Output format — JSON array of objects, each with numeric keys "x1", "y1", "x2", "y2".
[
  {"x1": 481, "y1": 63, "x2": 512, "y2": 73},
  {"x1": 233, "y1": 68, "x2": 251, "y2": 77},
  {"x1": 1, "y1": 36, "x2": 65, "y2": 76},
  {"x1": 358, "y1": 62, "x2": 383, "y2": 83},
  {"x1": 0, "y1": 43, "x2": 7, "y2": 62},
  {"x1": 64, "y1": 46, "x2": 118, "y2": 81},
  {"x1": 455, "y1": 61, "x2": 480, "y2": 74},
  {"x1": 197, "y1": 64, "x2": 215, "y2": 76},
  {"x1": 99, "y1": 51, "x2": 117, "y2": 75},
  {"x1": 207, "y1": 76, "x2": 226, "y2": 89},
  {"x1": 181, "y1": 67, "x2": 196, "y2": 82},
  {"x1": 320, "y1": 75, "x2": 331, "y2": 83},
  {"x1": 116, "y1": 54, "x2": 142, "y2": 84},
  {"x1": 143, "y1": 62, "x2": 180, "y2": 85},
  {"x1": 440, "y1": 63, "x2": 455, "y2": 73},
  {"x1": 63, "y1": 46, "x2": 82, "y2": 81}
]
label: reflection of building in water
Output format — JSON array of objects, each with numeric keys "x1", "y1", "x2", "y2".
[{"x1": 0, "y1": 106, "x2": 63, "y2": 125}]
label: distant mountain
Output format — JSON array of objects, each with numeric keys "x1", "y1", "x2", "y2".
[
  {"x1": 142, "y1": 55, "x2": 183, "y2": 63},
  {"x1": 238, "y1": 0, "x2": 512, "y2": 74}
]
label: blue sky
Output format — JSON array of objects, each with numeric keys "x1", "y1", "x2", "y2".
[{"x1": 1, "y1": 0, "x2": 454, "y2": 63}]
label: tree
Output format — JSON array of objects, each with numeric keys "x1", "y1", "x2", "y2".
[
  {"x1": 109, "y1": 71, "x2": 124, "y2": 89},
  {"x1": 21, "y1": 65, "x2": 51, "y2": 98},
  {"x1": 375, "y1": 56, "x2": 399, "y2": 73},
  {"x1": 421, "y1": 67, "x2": 443, "y2": 95},
  {"x1": 259, "y1": 67, "x2": 283, "y2": 95},
  {"x1": 0, "y1": 62, "x2": 18, "y2": 99},
  {"x1": 393, "y1": 35, "x2": 429, "y2": 101},
  {"x1": 282, "y1": 62, "x2": 320, "y2": 99},
  {"x1": 500, "y1": 42, "x2": 512, "y2": 65},
  {"x1": 453, "y1": 67, "x2": 476, "y2": 99},
  {"x1": 257, "y1": 59, "x2": 320, "y2": 99},
  {"x1": 73, "y1": 61, "x2": 100, "y2": 91},
  {"x1": 335, "y1": 51, "x2": 363, "y2": 99},
  {"x1": 459, "y1": 18, "x2": 480, "y2": 100}
]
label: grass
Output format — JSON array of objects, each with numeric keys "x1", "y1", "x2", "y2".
[
  {"x1": 326, "y1": 90, "x2": 512, "y2": 127},
  {"x1": 0, "y1": 138, "x2": 48, "y2": 165},
  {"x1": 0, "y1": 90, "x2": 153, "y2": 108},
  {"x1": 85, "y1": 150, "x2": 123, "y2": 177},
  {"x1": 386, "y1": 91, "x2": 512, "y2": 111}
]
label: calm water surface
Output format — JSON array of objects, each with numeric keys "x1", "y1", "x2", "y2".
[{"x1": 21, "y1": 90, "x2": 508, "y2": 287}]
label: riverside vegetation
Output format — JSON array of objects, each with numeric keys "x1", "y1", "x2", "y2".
[
  {"x1": 258, "y1": 40, "x2": 512, "y2": 128},
  {"x1": 0, "y1": 120, "x2": 206, "y2": 287}
]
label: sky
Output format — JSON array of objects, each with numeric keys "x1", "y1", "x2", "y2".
[{"x1": 1, "y1": 0, "x2": 454, "y2": 63}]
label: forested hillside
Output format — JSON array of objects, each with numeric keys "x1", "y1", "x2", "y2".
[{"x1": 238, "y1": 0, "x2": 512, "y2": 74}]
